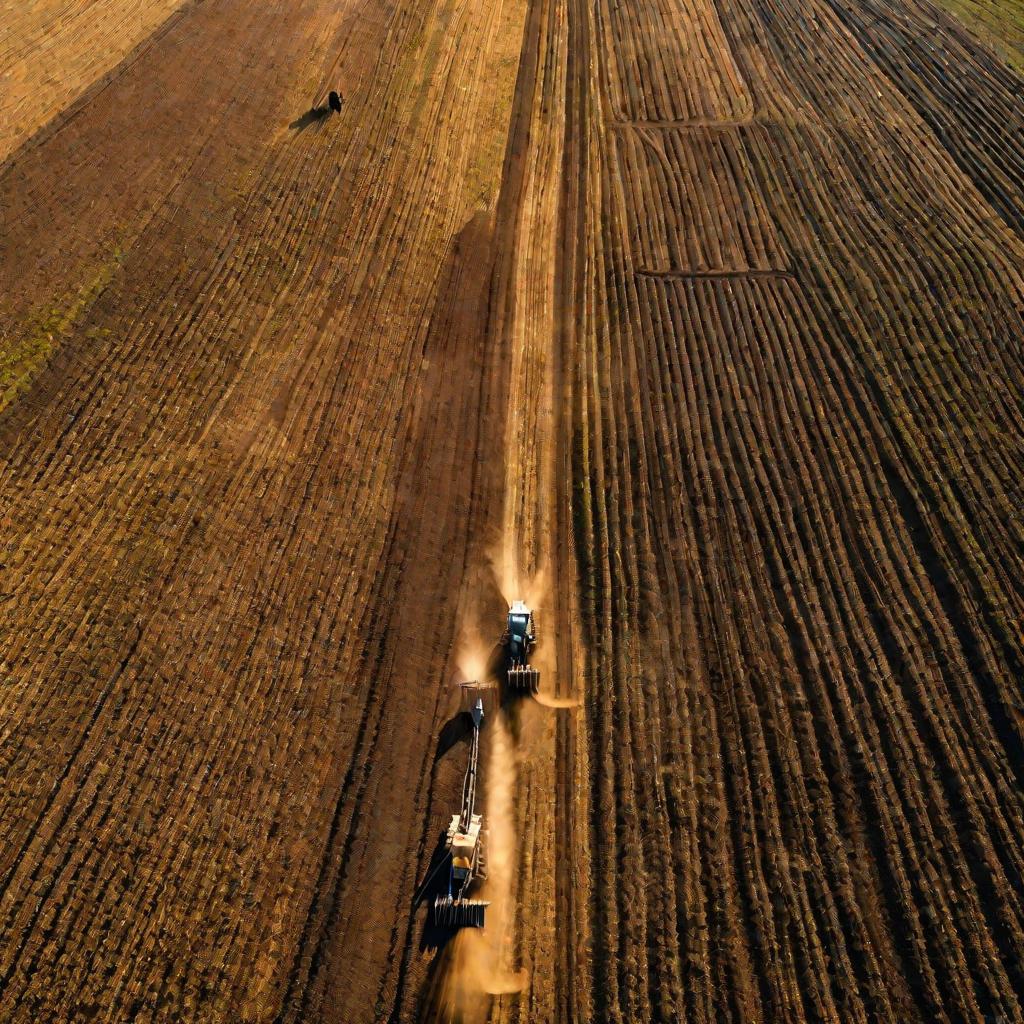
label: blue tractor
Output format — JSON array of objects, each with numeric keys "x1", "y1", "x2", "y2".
[{"x1": 505, "y1": 600, "x2": 540, "y2": 694}]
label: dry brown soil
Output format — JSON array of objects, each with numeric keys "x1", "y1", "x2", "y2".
[{"x1": 2, "y1": 0, "x2": 1024, "y2": 1021}]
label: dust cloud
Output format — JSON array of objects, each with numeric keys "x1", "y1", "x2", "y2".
[
  {"x1": 455, "y1": 617, "x2": 492, "y2": 686},
  {"x1": 531, "y1": 691, "x2": 580, "y2": 709},
  {"x1": 442, "y1": 711, "x2": 527, "y2": 1021},
  {"x1": 490, "y1": 541, "x2": 548, "y2": 612}
]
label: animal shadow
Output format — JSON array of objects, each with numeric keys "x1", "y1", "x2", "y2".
[{"x1": 288, "y1": 105, "x2": 332, "y2": 132}]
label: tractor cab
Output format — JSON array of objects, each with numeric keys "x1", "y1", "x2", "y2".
[{"x1": 506, "y1": 601, "x2": 534, "y2": 663}]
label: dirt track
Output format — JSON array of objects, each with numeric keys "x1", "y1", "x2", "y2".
[{"x1": 2, "y1": 0, "x2": 1024, "y2": 1020}]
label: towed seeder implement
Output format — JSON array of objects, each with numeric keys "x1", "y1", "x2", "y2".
[
  {"x1": 432, "y1": 697, "x2": 489, "y2": 929},
  {"x1": 426, "y1": 602, "x2": 542, "y2": 929}
]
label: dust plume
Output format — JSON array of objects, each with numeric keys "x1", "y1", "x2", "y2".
[
  {"x1": 521, "y1": 601, "x2": 577, "y2": 708},
  {"x1": 455, "y1": 617, "x2": 492, "y2": 685},
  {"x1": 489, "y1": 541, "x2": 548, "y2": 611},
  {"x1": 442, "y1": 711, "x2": 527, "y2": 1021},
  {"x1": 532, "y1": 691, "x2": 581, "y2": 709}
]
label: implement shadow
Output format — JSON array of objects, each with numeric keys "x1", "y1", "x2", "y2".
[
  {"x1": 435, "y1": 711, "x2": 472, "y2": 762},
  {"x1": 414, "y1": 831, "x2": 457, "y2": 954}
]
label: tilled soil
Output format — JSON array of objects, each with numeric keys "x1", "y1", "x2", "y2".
[{"x1": 2, "y1": 0, "x2": 1024, "y2": 1021}]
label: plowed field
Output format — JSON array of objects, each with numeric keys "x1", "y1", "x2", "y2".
[{"x1": 2, "y1": 0, "x2": 1023, "y2": 1021}]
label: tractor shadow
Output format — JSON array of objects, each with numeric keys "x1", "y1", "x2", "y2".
[
  {"x1": 288, "y1": 105, "x2": 333, "y2": 132},
  {"x1": 486, "y1": 642, "x2": 506, "y2": 691},
  {"x1": 487, "y1": 639, "x2": 525, "y2": 711},
  {"x1": 494, "y1": 639, "x2": 537, "y2": 743}
]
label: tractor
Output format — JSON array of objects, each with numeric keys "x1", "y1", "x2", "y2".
[{"x1": 505, "y1": 600, "x2": 540, "y2": 694}]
